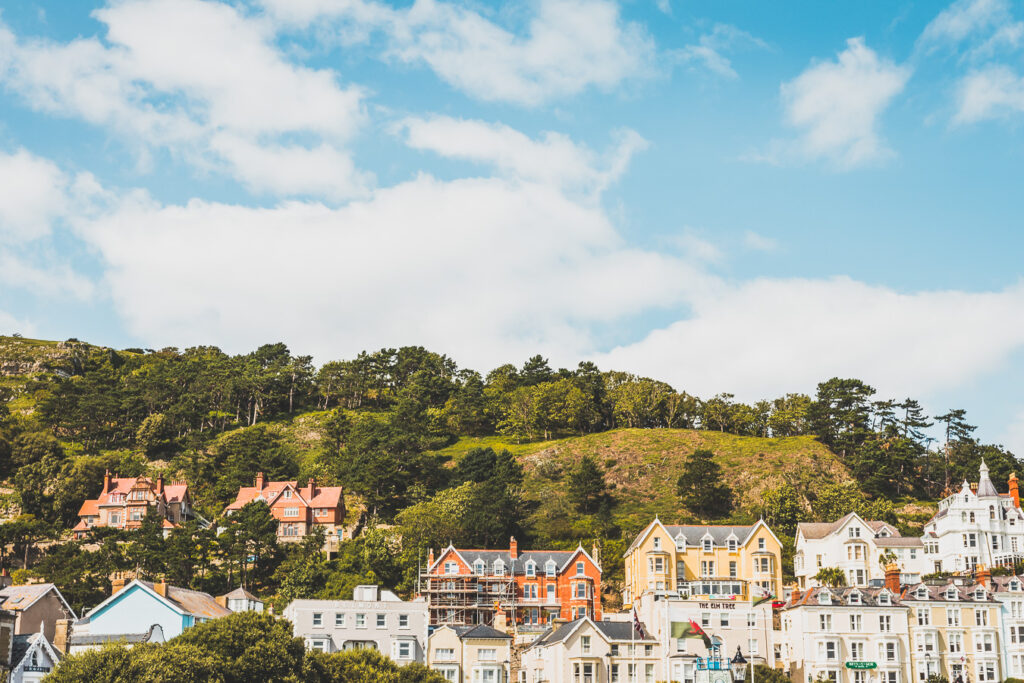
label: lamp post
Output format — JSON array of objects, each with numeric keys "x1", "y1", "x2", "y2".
[{"x1": 731, "y1": 647, "x2": 748, "y2": 683}]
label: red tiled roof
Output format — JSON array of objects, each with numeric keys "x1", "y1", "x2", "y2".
[
  {"x1": 226, "y1": 481, "x2": 343, "y2": 511},
  {"x1": 77, "y1": 499, "x2": 99, "y2": 517},
  {"x1": 163, "y1": 484, "x2": 188, "y2": 503},
  {"x1": 72, "y1": 519, "x2": 89, "y2": 531}
]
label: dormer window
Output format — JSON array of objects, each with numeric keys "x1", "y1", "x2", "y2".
[
  {"x1": 473, "y1": 560, "x2": 485, "y2": 576},
  {"x1": 878, "y1": 592, "x2": 890, "y2": 605},
  {"x1": 525, "y1": 561, "x2": 536, "y2": 577},
  {"x1": 283, "y1": 489, "x2": 292, "y2": 499},
  {"x1": 675, "y1": 536, "x2": 685, "y2": 551},
  {"x1": 727, "y1": 539, "x2": 737, "y2": 552},
  {"x1": 702, "y1": 539, "x2": 713, "y2": 552},
  {"x1": 975, "y1": 589, "x2": 986, "y2": 600},
  {"x1": 546, "y1": 560, "x2": 557, "y2": 577},
  {"x1": 493, "y1": 560, "x2": 505, "y2": 576},
  {"x1": 819, "y1": 591, "x2": 832, "y2": 606},
  {"x1": 1011, "y1": 580, "x2": 1021, "y2": 592},
  {"x1": 848, "y1": 592, "x2": 861, "y2": 605},
  {"x1": 916, "y1": 587, "x2": 928, "y2": 600},
  {"x1": 945, "y1": 589, "x2": 957, "y2": 600}
]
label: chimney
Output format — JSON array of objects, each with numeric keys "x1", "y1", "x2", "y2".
[
  {"x1": 0, "y1": 568, "x2": 11, "y2": 589},
  {"x1": 103, "y1": 470, "x2": 112, "y2": 494},
  {"x1": 306, "y1": 477, "x2": 316, "y2": 500},
  {"x1": 255, "y1": 472, "x2": 265, "y2": 491},
  {"x1": 790, "y1": 585, "x2": 801, "y2": 604},
  {"x1": 427, "y1": 548, "x2": 435, "y2": 567},
  {"x1": 493, "y1": 603, "x2": 508, "y2": 633},
  {"x1": 154, "y1": 578, "x2": 168, "y2": 598},
  {"x1": 53, "y1": 619, "x2": 72, "y2": 654},
  {"x1": 215, "y1": 595, "x2": 228, "y2": 609},
  {"x1": 884, "y1": 563, "x2": 901, "y2": 594},
  {"x1": 510, "y1": 536, "x2": 519, "y2": 560},
  {"x1": 1011, "y1": 473, "x2": 1021, "y2": 509},
  {"x1": 591, "y1": 542, "x2": 601, "y2": 569},
  {"x1": 971, "y1": 482, "x2": 979, "y2": 493},
  {"x1": 977, "y1": 564, "x2": 991, "y2": 588},
  {"x1": 111, "y1": 572, "x2": 128, "y2": 595},
  {"x1": 156, "y1": 474, "x2": 164, "y2": 495}
]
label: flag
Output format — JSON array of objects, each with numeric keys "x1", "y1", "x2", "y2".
[
  {"x1": 752, "y1": 584, "x2": 776, "y2": 607},
  {"x1": 670, "y1": 619, "x2": 712, "y2": 648},
  {"x1": 753, "y1": 593, "x2": 776, "y2": 607},
  {"x1": 632, "y1": 607, "x2": 646, "y2": 639}
]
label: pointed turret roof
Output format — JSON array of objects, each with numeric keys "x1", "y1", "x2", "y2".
[{"x1": 978, "y1": 460, "x2": 999, "y2": 498}]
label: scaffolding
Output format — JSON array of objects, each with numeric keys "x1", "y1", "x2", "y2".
[{"x1": 420, "y1": 572, "x2": 518, "y2": 627}]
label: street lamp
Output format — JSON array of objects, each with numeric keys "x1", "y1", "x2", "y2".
[{"x1": 730, "y1": 647, "x2": 748, "y2": 683}]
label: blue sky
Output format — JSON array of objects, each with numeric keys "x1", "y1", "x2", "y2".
[{"x1": 2, "y1": 0, "x2": 1024, "y2": 451}]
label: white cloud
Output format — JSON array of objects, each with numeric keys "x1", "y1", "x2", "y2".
[
  {"x1": 742, "y1": 230, "x2": 777, "y2": 252},
  {"x1": 656, "y1": 0, "x2": 672, "y2": 15},
  {"x1": 0, "y1": 149, "x2": 69, "y2": 242},
  {"x1": 0, "y1": 0, "x2": 366, "y2": 199},
  {"x1": 73, "y1": 176, "x2": 702, "y2": 368},
  {"x1": 954, "y1": 65, "x2": 1024, "y2": 123},
  {"x1": 0, "y1": 309, "x2": 36, "y2": 338},
  {"x1": 0, "y1": 252, "x2": 95, "y2": 299},
  {"x1": 596, "y1": 277, "x2": 1024, "y2": 402},
  {"x1": 262, "y1": 0, "x2": 656, "y2": 107},
  {"x1": 771, "y1": 37, "x2": 911, "y2": 168},
  {"x1": 669, "y1": 229, "x2": 723, "y2": 264},
  {"x1": 398, "y1": 116, "x2": 646, "y2": 195},
  {"x1": 919, "y1": 0, "x2": 1010, "y2": 48},
  {"x1": 675, "y1": 24, "x2": 767, "y2": 80}
]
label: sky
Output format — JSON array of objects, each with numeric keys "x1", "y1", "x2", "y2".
[{"x1": 1, "y1": 0, "x2": 1024, "y2": 451}]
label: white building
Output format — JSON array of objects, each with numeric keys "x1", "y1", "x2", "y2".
[
  {"x1": 795, "y1": 512, "x2": 926, "y2": 588},
  {"x1": 520, "y1": 616, "x2": 663, "y2": 683},
  {"x1": 631, "y1": 592, "x2": 774, "y2": 682},
  {"x1": 427, "y1": 623, "x2": 512, "y2": 683},
  {"x1": 9, "y1": 627, "x2": 62, "y2": 683},
  {"x1": 991, "y1": 574, "x2": 1024, "y2": 679},
  {"x1": 283, "y1": 585, "x2": 428, "y2": 663},
  {"x1": 922, "y1": 462, "x2": 1024, "y2": 573},
  {"x1": 779, "y1": 581, "x2": 911, "y2": 683}
]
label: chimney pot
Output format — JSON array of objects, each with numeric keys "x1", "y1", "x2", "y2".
[
  {"x1": 154, "y1": 578, "x2": 168, "y2": 598},
  {"x1": 977, "y1": 564, "x2": 992, "y2": 588},
  {"x1": 103, "y1": 470, "x2": 112, "y2": 494},
  {"x1": 510, "y1": 536, "x2": 518, "y2": 560},
  {"x1": 427, "y1": 548, "x2": 435, "y2": 567},
  {"x1": 884, "y1": 562, "x2": 902, "y2": 594},
  {"x1": 156, "y1": 474, "x2": 164, "y2": 495},
  {"x1": 255, "y1": 472, "x2": 265, "y2": 491},
  {"x1": 1010, "y1": 473, "x2": 1021, "y2": 509}
]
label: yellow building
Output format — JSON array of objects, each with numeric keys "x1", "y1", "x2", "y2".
[{"x1": 623, "y1": 519, "x2": 784, "y2": 607}]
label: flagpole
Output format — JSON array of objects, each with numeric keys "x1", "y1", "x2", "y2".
[
  {"x1": 748, "y1": 598, "x2": 755, "y2": 683},
  {"x1": 632, "y1": 606, "x2": 636, "y2": 683},
  {"x1": 664, "y1": 598, "x2": 669, "y2": 682}
]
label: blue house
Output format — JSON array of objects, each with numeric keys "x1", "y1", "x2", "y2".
[{"x1": 72, "y1": 578, "x2": 231, "y2": 642}]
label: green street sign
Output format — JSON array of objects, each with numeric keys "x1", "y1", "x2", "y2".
[{"x1": 845, "y1": 662, "x2": 877, "y2": 670}]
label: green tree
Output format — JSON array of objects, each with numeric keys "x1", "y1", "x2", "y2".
[
  {"x1": 136, "y1": 413, "x2": 177, "y2": 458},
  {"x1": 760, "y1": 484, "x2": 802, "y2": 536},
  {"x1": 808, "y1": 378, "x2": 876, "y2": 459},
  {"x1": 219, "y1": 501, "x2": 280, "y2": 589},
  {"x1": 814, "y1": 567, "x2": 847, "y2": 587},
  {"x1": 127, "y1": 507, "x2": 168, "y2": 576},
  {"x1": 676, "y1": 449, "x2": 733, "y2": 518},
  {"x1": 567, "y1": 455, "x2": 612, "y2": 515}
]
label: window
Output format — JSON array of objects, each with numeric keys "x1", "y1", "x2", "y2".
[
  {"x1": 547, "y1": 584, "x2": 555, "y2": 602},
  {"x1": 880, "y1": 642, "x2": 896, "y2": 662},
  {"x1": 819, "y1": 614, "x2": 832, "y2": 631},
  {"x1": 376, "y1": 614, "x2": 386, "y2": 628},
  {"x1": 848, "y1": 592, "x2": 861, "y2": 605},
  {"x1": 473, "y1": 560, "x2": 485, "y2": 575},
  {"x1": 850, "y1": 642, "x2": 864, "y2": 661},
  {"x1": 355, "y1": 614, "x2": 366, "y2": 628},
  {"x1": 653, "y1": 537, "x2": 661, "y2": 550},
  {"x1": 581, "y1": 635, "x2": 591, "y2": 653},
  {"x1": 949, "y1": 633, "x2": 963, "y2": 653},
  {"x1": 878, "y1": 592, "x2": 890, "y2": 606},
  {"x1": 397, "y1": 641, "x2": 412, "y2": 659},
  {"x1": 478, "y1": 648, "x2": 496, "y2": 661},
  {"x1": 398, "y1": 614, "x2": 409, "y2": 629},
  {"x1": 701, "y1": 613, "x2": 710, "y2": 628},
  {"x1": 976, "y1": 633, "x2": 994, "y2": 652},
  {"x1": 648, "y1": 557, "x2": 665, "y2": 574},
  {"x1": 978, "y1": 663, "x2": 996, "y2": 682},
  {"x1": 524, "y1": 584, "x2": 537, "y2": 600},
  {"x1": 850, "y1": 614, "x2": 862, "y2": 632},
  {"x1": 700, "y1": 561, "x2": 715, "y2": 578},
  {"x1": 747, "y1": 613, "x2": 756, "y2": 628},
  {"x1": 917, "y1": 608, "x2": 930, "y2": 626},
  {"x1": 526, "y1": 561, "x2": 536, "y2": 577},
  {"x1": 335, "y1": 613, "x2": 345, "y2": 627},
  {"x1": 702, "y1": 539, "x2": 712, "y2": 552},
  {"x1": 575, "y1": 582, "x2": 587, "y2": 599},
  {"x1": 720, "y1": 613, "x2": 729, "y2": 627},
  {"x1": 110, "y1": 513, "x2": 121, "y2": 526},
  {"x1": 879, "y1": 615, "x2": 891, "y2": 632},
  {"x1": 849, "y1": 526, "x2": 861, "y2": 538},
  {"x1": 312, "y1": 612, "x2": 323, "y2": 627},
  {"x1": 494, "y1": 560, "x2": 505, "y2": 576},
  {"x1": 645, "y1": 663, "x2": 655, "y2": 683},
  {"x1": 748, "y1": 638, "x2": 759, "y2": 654},
  {"x1": 283, "y1": 507, "x2": 299, "y2": 518},
  {"x1": 445, "y1": 561, "x2": 458, "y2": 575},
  {"x1": 756, "y1": 557, "x2": 771, "y2": 573},
  {"x1": 728, "y1": 539, "x2": 737, "y2": 552},
  {"x1": 283, "y1": 489, "x2": 292, "y2": 499},
  {"x1": 546, "y1": 561, "x2": 556, "y2": 577},
  {"x1": 975, "y1": 609, "x2": 988, "y2": 626},
  {"x1": 435, "y1": 648, "x2": 455, "y2": 661},
  {"x1": 758, "y1": 538, "x2": 766, "y2": 550},
  {"x1": 947, "y1": 608, "x2": 960, "y2": 626},
  {"x1": 576, "y1": 561, "x2": 585, "y2": 576},
  {"x1": 817, "y1": 641, "x2": 837, "y2": 660},
  {"x1": 675, "y1": 536, "x2": 685, "y2": 551}
]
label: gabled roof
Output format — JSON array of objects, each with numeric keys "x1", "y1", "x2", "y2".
[
  {"x1": 783, "y1": 586, "x2": 901, "y2": 609},
  {"x1": 430, "y1": 544, "x2": 599, "y2": 576},
  {"x1": 0, "y1": 583, "x2": 76, "y2": 619},
  {"x1": 86, "y1": 580, "x2": 231, "y2": 621},
  {"x1": 797, "y1": 512, "x2": 899, "y2": 541},
  {"x1": 225, "y1": 480, "x2": 343, "y2": 512},
  {"x1": 527, "y1": 617, "x2": 653, "y2": 650},
  {"x1": 221, "y1": 586, "x2": 260, "y2": 601},
  {"x1": 452, "y1": 624, "x2": 511, "y2": 640},
  {"x1": 69, "y1": 623, "x2": 165, "y2": 647},
  {"x1": 11, "y1": 630, "x2": 60, "y2": 670},
  {"x1": 626, "y1": 518, "x2": 781, "y2": 556},
  {"x1": 900, "y1": 581, "x2": 997, "y2": 603}
]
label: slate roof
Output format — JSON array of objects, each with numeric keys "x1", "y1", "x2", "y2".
[
  {"x1": 136, "y1": 581, "x2": 232, "y2": 619},
  {"x1": 663, "y1": 525, "x2": 754, "y2": 545},
  {"x1": 221, "y1": 586, "x2": 259, "y2": 601},
  {"x1": 796, "y1": 513, "x2": 895, "y2": 540},
  {"x1": 0, "y1": 583, "x2": 74, "y2": 617},
  {"x1": 528, "y1": 618, "x2": 653, "y2": 650},
  {"x1": 451, "y1": 624, "x2": 511, "y2": 640},
  {"x1": 451, "y1": 549, "x2": 579, "y2": 575},
  {"x1": 783, "y1": 586, "x2": 902, "y2": 609},
  {"x1": 991, "y1": 575, "x2": 1024, "y2": 593},
  {"x1": 11, "y1": 634, "x2": 34, "y2": 669},
  {"x1": 873, "y1": 536, "x2": 923, "y2": 547},
  {"x1": 901, "y1": 581, "x2": 998, "y2": 603},
  {"x1": 69, "y1": 624, "x2": 164, "y2": 647}
]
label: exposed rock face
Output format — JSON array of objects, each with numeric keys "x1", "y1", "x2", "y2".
[{"x1": 0, "y1": 337, "x2": 90, "y2": 378}]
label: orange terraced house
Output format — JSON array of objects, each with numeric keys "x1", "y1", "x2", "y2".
[
  {"x1": 225, "y1": 472, "x2": 346, "y2": 543},
  {"x1": 420, "y1": 537, "x2": 602, "y2": 631},
  {"x1": 73, "y1": 471, "x2": 198, "y2": 539}
]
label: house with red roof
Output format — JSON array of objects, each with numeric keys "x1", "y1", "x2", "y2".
[
  {"x1": 420, "y1": 536, "x2": 602, "y2": 631},
  {"x1": 73, "y1": 471, "x2": 201, "y2": 539},
  {"x1": 224, "y1": 473, "x2": 347, "y2": 546}
]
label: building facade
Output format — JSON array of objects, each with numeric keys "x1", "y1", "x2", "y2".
[
  {"x1": 779, "y1": 579, "x2": 911, "y2": 683},
  {"x1": 8, "y1": 628, "x2": 61, "y2": 683},
  {"x1": 421, "y1": 538, "x2": 602, "y2": 630},
  {"x1": 632, "y1": 591, "x2": 775, "y2": 682},
  {"x1": 72, "y1": 577, "x2": 231, "y2": 642},
  {"x1": 225, "y1": 473, "x2": 347, "y2": 545},
  {"x1": 428, "y1": 624, "x2": 512, "y2": 683},
  {"x1": 902, "y1": 577, "x2": 1003, "y2": 683},
  {"x1": 0, "y1": 584, "x2": 76, "y2": 642},
  {"x1": 519, "y1": 616, "x2": 663, "y2": 683},
  {"x1": 283, "y1": 585, "x2": 428, "y2": 663},
  {"x1": 922, "y1": 462, "x2": 1024, "y2": 573},
  {"x1": 622, "y1": 520, "x2": 783, "y2": 608},
  {"x1": 73, "y1": 472, "x2": 199, "y2": 539},
  {"x1": 991, "y1": 574, "x2": 1024, "y2": 678},
  {"x1": 795, "y1": 512, "x2": 927, "y2": 588}
]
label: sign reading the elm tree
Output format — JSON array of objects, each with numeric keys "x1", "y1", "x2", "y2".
[{"x1": 845, "y1": 662, "x2": 877, "y2": 670}]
